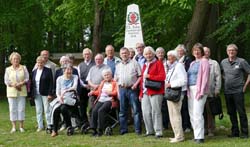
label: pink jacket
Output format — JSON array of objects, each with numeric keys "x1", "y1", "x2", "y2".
[{"x1": 189, "y1": 58, "x2": 210, "y2": 100}]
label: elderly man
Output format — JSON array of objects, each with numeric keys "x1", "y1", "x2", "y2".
[
  {"x1": 221, "y1": 44, "x2": 250, "y2": 138},
  {"x1": 115, "y1": 47, "x2": 142, "y2": 135},
  {"x1": 203, "y1": 47, "x2": 221, "y2": 137},
  {"x1": 38, "y1": 50, "x2": 57, "y2": 78},
  {"x1": 134, "y1": 43, "x2": 146, "y2": 68},
  {"x1": 86, "y1": 54, "x2": 111, "y2": 115},
  {"x1": 78, "y1": 48, "x2": 96, "y2": 125},
  {"x1": 104, "y1": 45, "x2": 121, "y2": 77}
]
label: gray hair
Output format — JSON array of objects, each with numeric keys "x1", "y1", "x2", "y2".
[
  {"x1": 66, "y1": 53, "x2": 75, "y2": 61},
  {"x1": 82, "y1": 48, "x2": 93, "y2": 55},
  {"x1": 102, "y1": 68, "x2": 112, "y2": 76},
  {"x1": 175, "y1": 44, "x2": 187, "y2": 53},
  {"x1": 136, "y1": 42, "x2": 145, "y2": 48},
  {"x1": 59, "y1": 56, "x2": 70, "y2": 64},
  {"x1": 156, "y1": 47, "x2": 165, "y2": 53},
  {"x1": 227, "y1": 44, "x2": 238, "y2": 51},
  {"x1": 95, "y1": 53, "x2": 104, "y2": 60},
  {"x1": 62, "y1": 64, "x2": 73, "y2": 72},
  {"x1": 143, "y1": 46, "x2": 155, "y2": 56}
]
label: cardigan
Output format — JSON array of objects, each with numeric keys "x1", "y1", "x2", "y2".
[
  {"x1": 31, "y1": 67, "x2": 53, "y2": 97},
  {"x1": 92, "y1": 79, "x2": 118, "y2": 108},
  {"x1": 188, "y1": 58, "x2": 210, "y2": 100},
  {"x1": 166, "y1": 62, "x2": 187, "y2": 91}
]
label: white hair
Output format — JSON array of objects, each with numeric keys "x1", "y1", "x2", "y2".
[
  {"x1": 167, "y1": 50, "x2": 178, "y2": 59},
  {"x1": 102, "y1": 68, "x2": 112, "y2": 76},
  {"x1": 175, "y1": 44, "x2": 187, "y2": 53},
  {"x1": 143, "y1": 46, "x2": 155, "y2": 56}
]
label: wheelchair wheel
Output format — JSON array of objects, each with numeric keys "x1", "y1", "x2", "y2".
[
  {"x1": 67, "y1": 127, "x2": 74, "y2": 136},
  {"x1": 46, "y1": 127, "x2": 52, "y2": 134},
  {"x1": 81, "y1": 123, "x2": 89, "y2": 134},
  {"x1": 104, "y1": 127, "x2": 112, "y2": 136}
]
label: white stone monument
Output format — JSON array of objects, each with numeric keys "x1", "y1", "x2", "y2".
[{"x1": 124, "y1": 4, "x2": 144, "y2": 49}]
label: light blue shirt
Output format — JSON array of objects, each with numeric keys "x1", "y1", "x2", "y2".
[{"x1": 187, "y1": 61, "x2": 200, "y2": 86}]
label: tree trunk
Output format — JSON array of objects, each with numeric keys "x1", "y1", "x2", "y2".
[
  {"x1": 92, "y1": 0, "x2": 105, "y2": 55},
  {"x1": 185, "y1": 0, "x2": 211, "y2": 51},
  {"x1": 48, "y1": 31, "x2": 53, "y2": 50},
  {"x1": 202, "y1": 4, "x2": 219, "y2": 60}
]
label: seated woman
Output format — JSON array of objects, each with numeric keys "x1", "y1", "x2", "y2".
[
  {"x1": 88, "y1": 69, "x2": 117, "y2": 137},
  {"x1": 51, "y1": 64, "x2": 78, "y2": 137}
]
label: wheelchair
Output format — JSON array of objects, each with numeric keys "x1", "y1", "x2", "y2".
[
  {"x1": 49, "y1": 90, "x2": 82, "y2": 136},
  {"x1": 81, "y1": 99, "x2": 119, "y2": 136}
]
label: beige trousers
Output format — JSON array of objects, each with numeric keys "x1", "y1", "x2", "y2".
[{"x1": 167, "y1": 95, "x2": 184, "y2": 140}]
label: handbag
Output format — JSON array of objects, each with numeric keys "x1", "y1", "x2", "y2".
[
  {"x1": 145, "y1": 79, "x2": 162, "y2": 90},
  {"x1": 163, "y1": 66, "x2": 182, "y2": 102},
  {"x1": 208, "y1": 96, "x2": 223, "y2": 119},
  {"x1": 164, "y1": 87, "x2": 182, "y2": 102}
]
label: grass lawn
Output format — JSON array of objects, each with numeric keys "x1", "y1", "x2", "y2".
[{"x1": 1, "y1": 94, "x2": 250, "y2": 147}]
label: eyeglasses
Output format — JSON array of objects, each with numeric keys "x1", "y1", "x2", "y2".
[{"x1": 136, "y1": 46, "x2": 144, "y2": 49}]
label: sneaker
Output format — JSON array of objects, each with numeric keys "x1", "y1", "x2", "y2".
[
  {"x1": 184, "y1": 128, "x2": 191, "y2": 133},
  {"x1": 36, "y1": 128, "x2": 43, "y2": 132},
  {"x1": 19, "y1": 128, "x2": 25, "y2": 133},
  {"x1": 59, "y1": 125, "x2": 66, "y2": 132},
  {"x1": 10, "y1": 128, "x2": 16, "y2": 133},
  {"x1": 170, "y1": 138, "x2": 184, "y2": 143}
]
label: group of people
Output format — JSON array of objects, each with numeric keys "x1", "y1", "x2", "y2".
[{"x1": 4, "y1": 42, "x2": 250, "y2": 144}]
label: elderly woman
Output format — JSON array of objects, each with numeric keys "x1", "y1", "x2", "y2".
[
  {"x1": 128, "y1": 48, "x2": 136, "y2": 59},
  {"x1": 165, "y1": 50, "x2": 187, "y2": 143},
  {"x1": 187, "y1": 43, "x2": 210, "y2": 143},
  {"x1": 175, "y1": 44, "x2": 193, "y2": 133},
  {"x1": 156, "y1": 47, "x2": 169, "y2": 130},
  {"x1": 51, "y1": 64, "x2": 78, "y2": 137},
  {"x1": 88, "y1": 69, "x2": 117, "y2": 137},
  {"x1": 139, "y1": 46, "x2": 166, "y2": 138},
  {"x1": 31, "y1": 56, "x2": 53, "y2": 132},
  {"x1": 4, "y1": 52, "x2": 29, "y2": 133}
]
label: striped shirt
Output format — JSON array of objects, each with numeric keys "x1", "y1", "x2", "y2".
[{"x1": 115, "y1": 59, "x2": 141, "y2": 87}]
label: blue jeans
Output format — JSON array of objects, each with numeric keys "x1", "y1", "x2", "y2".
[{"x1": 119, "y1": 87, "x2": 141, "y2": 133}]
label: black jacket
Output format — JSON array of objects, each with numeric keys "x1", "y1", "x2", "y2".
[{"x1": 31, "y1": 67, "x2": 53, "y2": 97}]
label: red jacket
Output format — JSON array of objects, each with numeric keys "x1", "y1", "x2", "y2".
[
  {"x1": 92, "y1": 79, "x2": 118, "y2": 108},
  {"x1": 139, "y1": 59, "x2": 166, "y2": 98}
]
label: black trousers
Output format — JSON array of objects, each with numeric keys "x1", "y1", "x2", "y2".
[
  {"x1": 225, "y1": 92, "x2": 248, "y2": 136},
  {"x1": 53, "y1": 104, "x2": 72, "y2": 132},
  {"x1": 90, "y1": 101, "x2": 112, "y2": 130},
  {"x1": 79, "y1": 87, "x2": 90, "y2": 124},
  {"x1": 181, "y1": 94, "x2": 191, "y2": 130},
  {"x1": 161, "y1": 100, "x2": 169, "y2": 129}
]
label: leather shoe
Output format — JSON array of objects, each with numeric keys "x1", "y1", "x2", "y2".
[
  {"x1": 143, "y1": 133, "x2": 154, "y2": 137},
  {"x1": 120, "y1": 131, "x2": 128, "y2": 135},
  {"x1": 240, "y1": 135, "x2": 248, "y2": 139},
  {"x1": 195, "y1": 139, "x2": 204, "y2": 144},
  {"x1": 155, "y1": 135, "x2": 163, "y2": 139},
  {"x1": 227, "y1": 134, "x2": 239, "y2": 138}
]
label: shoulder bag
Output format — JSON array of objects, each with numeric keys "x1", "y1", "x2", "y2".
[{"x1": 164, "y1": 66, "x2": 182, "y2": 102}]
